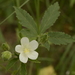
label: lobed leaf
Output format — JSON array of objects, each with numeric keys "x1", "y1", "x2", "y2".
[
  {"x1": 48, "y1": 32, "x2": 75, "y2": 45},
  {"x1": 6, "y1": 58, "x2": 18, "y2": 71},
  {"x1": 20, "y1": 29, "x2": 37, "y2": 40},
  {"x1": 14, "y1": 7, "x2": 38, "y2": 35},
  {"x1": 40, "y1": 2, "x2": 60, "y2": 33},
  {"x1": 42, "y1": 42, "x2": 50, "y2": 51}
]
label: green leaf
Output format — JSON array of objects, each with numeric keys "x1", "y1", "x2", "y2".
[
  {"x1": 11, "y1": 65, "x2": 20, "y2": 75},
  {"x1": 40, "y1": 2, "x2": 60, "y2": 33},
  {"x1": 20, "y1": 63, "x2": 27, "y2": 75},
  {"x1": 42, "y1": 42, "x2": 50, "y2": 51},
  {"x1": 14, "y1": 7, "x2": 38, "y2": 35},
  {"x1": 48, "y1": 32, "x2": 75, "y2": 45},
  {"x1": 6, "y1": 58, "x2": 18, "y2": 71},
  {"x1": 20, "y1": 29, "x2": 36, "y2": 40}
]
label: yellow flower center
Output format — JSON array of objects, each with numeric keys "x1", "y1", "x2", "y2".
[{"x1": 24, "y1": 48, "x2": 30, "y2": 53}]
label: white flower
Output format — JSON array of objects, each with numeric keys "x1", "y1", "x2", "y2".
[{"x1": 15, "y1": 37, "x2": 39, "y2": 63}]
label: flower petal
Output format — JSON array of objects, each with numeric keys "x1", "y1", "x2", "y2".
[
  {"x1": 21, "y1": 37, "x2": 29, "y2": 47},
  {"x1": 27, "y1": 51, "x2": 38, "y2": 60},
  {"x1": 29, "y1": 40, "x2": 38, "y2": 51},
  {"x1": 19, "y1": 53, "x2": 28, "y2": 63},
  {"x1": 15, "y1": 45, "x2": 23, "y2": 53}
]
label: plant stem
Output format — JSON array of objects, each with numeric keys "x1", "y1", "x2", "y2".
[
  {"x1": 34, "y1": 0, "x2": 40, "y2": 24},
  {"x1": 34, "y1": 0, "x2": 40, "y2": 34},
  {"x1": 16, "y1": 0, "x2": 22, "y2": 39},
  {"x1": 16, "y1": 0, "x2": 20, "y2": 7},
  {"x1": 21, "y1": 63, "x2": 27, "y2": 75},
  {"x1": 28, "y1": 62, "x2": 33, "y2": 75},
  {"x1": 0, "y1": 0, "x2": 29, "y2": 25},
  {"x1": 26, "y1": 2, "x2": 35, "y2": 18},
  {"x1": 56, "y1": 43, "x2": 73, "y2": 70},
  {"x1": 59, "y1": 47, "x2": 74, "y2": 75}
]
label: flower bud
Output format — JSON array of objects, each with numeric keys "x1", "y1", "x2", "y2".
[
  {"x1": 1, "y1": 51, "x2": 12, "y2": 60},
  {"x1": 1, "y1": 43, "x2": 10, "y2": 50}
]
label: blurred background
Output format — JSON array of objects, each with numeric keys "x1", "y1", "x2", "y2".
[{"x1": 0, "y1": 0, "x2": 75, "y2": 75}]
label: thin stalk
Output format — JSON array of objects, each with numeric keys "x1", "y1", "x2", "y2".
[
  {"x1": 34, "y1": 0, "x2": 40, "y2": 24},
  {"x1": 28, "y1": 62, "x2": 33, "y2": 75},
  {"x1": 26, "y1": 2, "x2": 35, "y2": 18},
  {"x1": 56, "y1": 43, "x2": 73, "y2": 70},
  {"x1": 69, "y1": 54, "x2": 75, "y2": 72},
  {"x1": 69, "y1": 46, "x2": 75, "y2": 73},
  {"x1": 16, "y1": 0, "x2": 20, "y2": 7},
  {"x1": 16, "y1": 0, "x2": 22, "y2": 38},
  {"x1": 21, "y1": 63, "x2": 27, "y2": 75},
  {"x1": 34, "y1": 0, "x2": 40, "y2": 34},
  {"x1": 59, "y1": 48, "x2": 74, "y2": 75},
  {"x1": 0, "y1": 0, "x2": 29, "y2": 25}
]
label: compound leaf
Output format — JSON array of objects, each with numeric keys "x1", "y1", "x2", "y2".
[
  {"x1": 20, "y1": 29, "x2": 36, "y2": 40},
  {"x1": 20, "y1": 63, "x2": 27, "y2": 75},
  {"x1": 40, "y1": 2, "x2": 60, "y2": 33},
  {"x1": 48, "y1": 32, "x2": 75, "y2": 45},
  {"x1": 6, "y1": 58, "x2": 18, "y2": 71},
  {"x1": 14, "y1": 7, "x2": 38, "y2": 35},
  {"x1": 42, "y1": 42, "x2": 50, "y2": 51}
]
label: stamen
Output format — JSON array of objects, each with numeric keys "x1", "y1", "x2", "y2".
[{"x1": 24, "y1": 48, "x2": 30, "y2": 53}]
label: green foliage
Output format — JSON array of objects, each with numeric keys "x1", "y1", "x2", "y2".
[
  {"x1": 59, "y1": 47, "x2": 74, "y2": 75},
  {"x1": 1, "y1": 43, "x2": 10, "y2": 50},
  {"x1": 42, "y1": 42, "x2": 50, "y2": 51},
  {"x1": 11, "y1": 70, "x2": 20, "y2": 75},
  {"x1": 20, "y1": 29, "x2": 36, "y2": 40},
  {"x1": 1, "y1": 0, "x2": 75, "y2": 75},
  {"x1": 20, "y1": 63, "x2": 27, "y2": 75},
  {"x1": 1, "y1": 51, "x2": 12, "y2": 60},
  {"x1": 56, "y1": 43, "x2": 73, "y2": 70},
  {"x1": 48, "y1": 32, "x2": 75, "y2": 45},
  {"x1": 70, "y1": 0, "x2": 75, "y2": 7},
  {"x1": 14, "y1": 2, "x2": 75, "y2": 52},
  {"x1": 14, "y1": 7, "x2": 38, "y2": 36},
  {"x1": 40, "y1": 2, "x2": 60, "y2": 33},
  {"x1": 6, "y1": 58, "x2": 18, "y2": 71},
  {"x1": 69, "y1": 55, "x2": 75, "y2": 75}
]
